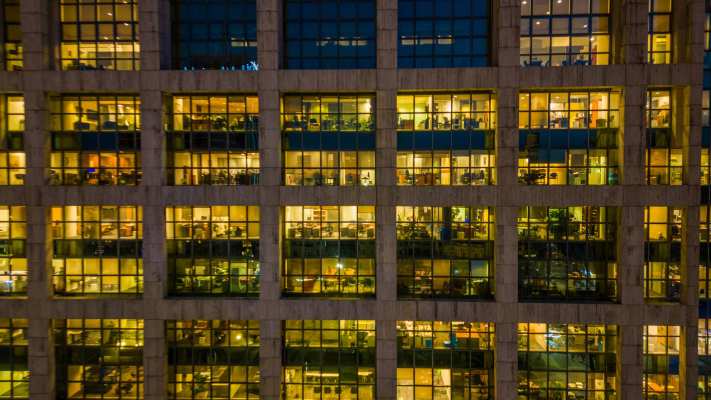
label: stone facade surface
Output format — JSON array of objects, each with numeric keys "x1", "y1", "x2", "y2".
[{"x1": 0, "y1": 0, "x2": 703, "y2": 399}]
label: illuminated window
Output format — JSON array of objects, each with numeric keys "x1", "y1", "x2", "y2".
[
  {"x1": 166, "y1": 206, "x2": 259, "y2": 296},
  {"x1": 284, "y1": 0, "x2": 376, "y2": 69},
  {"x1": 51, "y1": 206, "x2": 143, "y2": 296},
  {"x1": 49, "y1": 95, "x2": 141, "y2": 186},
  {"x1": 0, "y1": 206, "x2": 26, "y2": 295},
  {"x1": 643, "y1": 325, "x2": 680, "y2": 398},
  {"x1": 55, "y1": 319, "x2": 144, "y2": 399},
  {"x1": 518, "y1": 90, "x2": 620, "y2": 185},
  {"x1": 1, "y1": 0, "x2": 21, "y2": 71},
  {"x1": 168, "y1": 95, "x2": 259, "y2": 185},
  {"x1": 700, "y1": 319, "x2": 711, "y2": 399},
  {"x1": 282, "y1": 95, "x2": 375, "y2": 186},
  {"x1": 517, "y1": 323, "x2": 616, "y2": 399},
  {"x1": 0, "y1": 319, "x2": 28, "y2": 399},
  {"x1": 0, "y1": 95, "x2": 24, "y2": 185},
  {"x1": 171, "y1": 0, "x2": 257, "y2": 70},
  {"x1": 396, "y1": 321, "x2": 494, "y2": 400},
  {"x1": 167, "y1": 320, "x2": 260, "y2": 399},
  {"x1": 283, "y1": 206, "x2": 375, "y2": 297},
  {"x1": 702, "y1": 206, "x2": 711, "y2": 300},
  {"x1": 396, "y1": 93, "x2": 496, "y2": 186},
  {"x1": 396, "y1": 207, "x2": 494, "y2": 299},
  {"x1": 59, "y1": 0, "x2": 140, "y2": 70},
  {"x1": 703, "y1": 89, "x2": 710, "y2": 185},
  {"x1": 282, "y1": 320, "x2": 375, "y2": 400},
  {"x1": 520, "y1": 0, "x2": 611, "y2": 67},
  {"x1": 648, "y1": 0, "x2": 672, "y2": 64},
  {"x1": 644, "y1": 206, "x2": 682, "y2": 301},
  {"x1": 398, "y1": 0, "x2": 489, "y2": 68},
  {"x1": 646, "y1": 89, "x2": 682, "y2": 185},
  {"x1": 517, "y1": 206, "x2": 618, "y2": 301}
]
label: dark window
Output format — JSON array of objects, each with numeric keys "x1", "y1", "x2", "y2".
[
  {"x1": 396, "y1": 206, "x2": 494, "y2": 299},
  {"x1": 518, "y1": 90, "x2": 620, "y2": 185},
  {"x1": 167, "y1": 320, "x2": 260, "y2": 399},
  {"x1": 167, "y1": 95, "x2": 259, "y2": 186},
  {"x1": 518, "y1": 323, "x2": 617, "y2": 399},
  {"x1": 284, "y1": 0, "x2": 376, "y2": 69},
  {"x1": 49, "y1": 95, "x2": 142, "y2": 186},
  {"x1": 51, "y1": 206, "x2": 143, "y2": 296},
  {"x1": 171, "y1": 0, "x2": 257, "y2": 70},
  {"x1": 397, "y1": 0, "x2": 489, "y2": 68},
  {"x1": 397, "y1": 321, "x2": 494, "y2": 399},
  {"x1": 644, "y1": 206, "x2": 682, "y2": 302},
  {"x1": 0, "y1": 319, "x2": 28, "y2": 399},
  {"x1": 396, "y1": 93, "x2": 496, "y2": 186},
  {"x1": 520, "y1": 0, "x2": 611, "y2": 67},
  {"x1": 517, "y1": 206, "x2": 618, "y2": 302},
  {"x1": 2, "y1": 0, "x2": 21, "y2": 71},
  {"x1": 282, "y1": 94, "x2": 375, "y2": 186},
  {"x1": 59, "y1": 0, "x2": 140, "y2": 70},
  {"x1": 282, "y1": 320, "x2": 376, "y2": 399},
  {"x1": 283, "y1": 206, "x2": 376, "y2": 297},
  {"x1": 166, "y1": 206, "x2": 260, "y2": 297},
  {"x1": 54, "y1": 319, "x2": 144, "y2": 400}
]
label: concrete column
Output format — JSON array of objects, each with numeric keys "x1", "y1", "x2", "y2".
[
  {"x1": 623, "y1": 86, "x2": 646, "y2": 186},
  {"x1": 622, "y1": 0, "x2": 649, "y2": 65},
  {"x1": 19, "y1": 0, "x2": 49, "y2": 72},
  {"x1": 257, "y1": 3, "x2": 282, "y2": 399},
  {"x1": 495, "y1": 0, "x2": 521, "y2": 68},
  {"x1": 27, "y1": 318, "x2": 53, "y2": 400},
  {"x1": 138, "y1": 0, "x2": 162, "y2": 71},
  {"x1": 143, "y1": 319, "x2": 167, "y2": 400},
  {"x1": 619, "y1": 324, "x2": 644, "y2": 398}
]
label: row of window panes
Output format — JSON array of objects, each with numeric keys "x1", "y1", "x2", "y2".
[{"x1": 0, "y1": 319, "x2": 689, "y2": 400}]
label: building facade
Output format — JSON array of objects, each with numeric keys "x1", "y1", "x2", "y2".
[{"x1": 0, "y1": 0, "x2": 704, "y2": 399}]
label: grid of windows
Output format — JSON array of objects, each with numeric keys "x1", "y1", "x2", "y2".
[
  {"x1": 643, "y1": 325, "x2": 680, "y2": 398},
  {"x1": 644, "y1": 206, "x2": 682, "y2": 302},
  {"x1": 54, "y1": 319, "x2": 144, "y2": 400},
  {"x1": 166, "y1": 206, "x2": 260, "y2": 296},
  {"x1": 284, "y1": 0, "x2": 376, "y2": 69},
  {"x1": 646, "y1": 89, "x2": 682, "y2": 185},
  {"x1": 0, "y1": 95, "x2": 24, "y2": 185},
  {"x1": 283, "y1": 206, "x2": 375, "y2": 297},
  {"x1": 0, "y1": 319, "x2": 27, "y2": 399},
  {"x1": 517, "y1": 206, "x2": 618, "y2": 302},
  {"x1": 171, "y1": 0, "x2": 257, "y2": 70},
  {"x1": 282, "y1": 320, "x2": 376, "y2": 400},
  {"x1": 59, "y1": 0, "x2": 140, "y2": 70},
  {"x1": 167, "y1": 320, "x2": 260, "y2": 399},
  {"x1": 51, "y1": 206, "x2": 143, "y2": 296},
  {"x1": 396, "y1": 321, "x2": 494, "y2": 400},
  {"x1": 0, "y1": 206, "x2": 25, "y2": 296},
  {"x1": 518, "y1": 90, "x2": 620, "y2": 185},
  {"x1": 520, "y1": 0, "x2": 611, "y2": 67},
  {"x1": 397, "y1": 0, "x2": 489, "y2": 68},
  {"x1": 396, "y1": 93, "x2": 496, "y2": 186},
  {"x1": 49, "y1": 95, "x2": 141, "y2": 186},
  {"x1": 168, "y1": 95, "x2": 259, "y2": 186},
  {"x1": 517, "y1": 323, "x2": 617, "y2": 399},
  {"x1": 282, "y1": 94, "x2": 375, "y2": 186},
  {"x1": 396, "y1": 206, "x2": 494, "y2": 299},
  {"x1": 648, "y1": 0, "x2": 672, "y2": 64},
  {"x1": 1, "y1": 0, "x2": 21, "y2": 71}
]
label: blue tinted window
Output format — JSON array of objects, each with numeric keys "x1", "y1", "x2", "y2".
[
  {"x1": 398, "y1": 0, "x2": 489, "y2": 68},
  {"x1": 172, "y1": 0, "x2": 258, "y2": 70},
  {"x1": 284, "y1": 0, "x2": 376, "y2": 69}
]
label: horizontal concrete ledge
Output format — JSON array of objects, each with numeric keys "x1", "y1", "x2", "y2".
[{"x1": 0, "y1": 298, "x2": 692, "y2": 325}]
